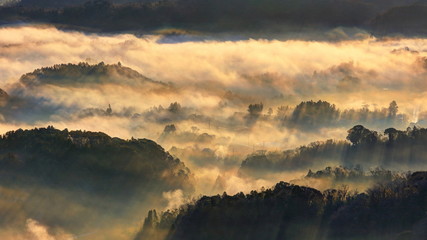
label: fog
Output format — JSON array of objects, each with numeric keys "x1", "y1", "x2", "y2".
[{"x1": 1, "y1": 24, "x2": 427, "y2": 239}]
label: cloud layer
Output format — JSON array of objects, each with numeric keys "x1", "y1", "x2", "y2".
[{"x1": 1, "y1": 25, "x2": 427, "y2": 239}]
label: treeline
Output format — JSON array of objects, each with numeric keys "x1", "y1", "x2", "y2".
[
  {"x1": 277, "y1": 100, "x2": 404, "y2": 130},
  {"x1": 137, "y1": 172, "x2": 427, "y2": 240},
  {"x1": 305, "y1": 165, "x2": 401, "y2": 182},
  {"x1": 1, "y1": 0, "x2": 427, "y2": 35},
  {"x1": 305, "y1": 165, "x2": 403, "y2": 183},
  {"x1": 226, "y1": 100, "x2": 407, "y2": 133},
  {"x1": 241, "y1": 125, "x2": 427, "y2": 174}
]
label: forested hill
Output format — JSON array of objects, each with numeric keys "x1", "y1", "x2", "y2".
[
  {"x1": 19, "y1": 62, "x2": 162, "y2": 87},
  {"x1": 0, "y1": 126, "x2": 194, "y2": 235},
  {"x1": 0, "y1": 126, "x2": 194, "y2": 194},
  {"x1": 137, "y1": 172, "x2": 427, "y2": 240},
  {"x1": 0, "y1": 62, "x2": 171, "y2": 124},
  {"x1": 240, "y1": 125, "x2": 427, "y2": 175}
]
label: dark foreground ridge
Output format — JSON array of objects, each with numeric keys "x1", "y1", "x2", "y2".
[{"x1": 138, "y1": 172, "x2": 427, "y2": 240}]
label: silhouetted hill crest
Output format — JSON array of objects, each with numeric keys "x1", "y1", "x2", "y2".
[{"x1": 19, "y1": 62, "x2": 164, "y2": 87}]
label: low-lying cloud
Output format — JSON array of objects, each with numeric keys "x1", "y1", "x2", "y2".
[{"x1": 2, "y1": 24, "x2": 427, "y2": 240}]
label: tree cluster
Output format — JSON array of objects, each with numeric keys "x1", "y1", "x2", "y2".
[
  {"x1": 306, "y1": 165, "x2": 403, "y2": 183},
  {"x1": 281, "y1": 100, "x2": 404, "y2": 131}
]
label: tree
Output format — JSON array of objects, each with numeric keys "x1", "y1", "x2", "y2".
[
  {"x1": 163, "y1": 124, "x2": 176, "y2": 134},
  {"x1": 346, "y1": 125, "x2": 378, "y2": 145},
  {"x1": 290, "y1": 100, "x2": 339, "y2": 129},
  {"x1": 245, "y1": 103, "x2": 264, "y2": 127},
  {"x1": 168, "y1": 102, "x2": 182, "y2": 113},
  {"x1": 248, "y1": 103, "x2": 263, "y2": 116},
  {"x1": 388, "y1": 101, "x2": 398, "y2": 119},
  {"x1": 276, "y1": 105, "x2": 290, "y2": 120},
  {"x1": 384, "y1": 128, "x2": 399, "y2": 143},
  {"x1": 106, "y1": 104, "x2": 112, "y2": 115}
]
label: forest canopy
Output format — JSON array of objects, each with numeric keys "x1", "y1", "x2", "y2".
[
  {"x1": 136, "y1": 171, "x2": 427, "y2": 240},
  {"x1": 241, "y1": 125, "x2": 427, "y2": 174},
  {"x1": 0, "y1": 126, "x2": 194, "y2": 237}
]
